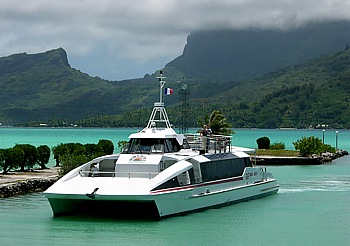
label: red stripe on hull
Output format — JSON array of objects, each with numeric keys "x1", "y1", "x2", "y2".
[{"x1": 151, "y1": 176, "x2": 244, "y2": 194}]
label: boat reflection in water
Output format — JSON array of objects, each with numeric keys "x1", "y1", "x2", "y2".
[{"x1": 44, "y1": 72, "x2": 279, "y2": 219}]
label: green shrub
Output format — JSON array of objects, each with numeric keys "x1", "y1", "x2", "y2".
[
  {"x1": 293, "y1": 136, "x2": 335, "y2": 157},
  {"x1": 84, "y1": 143, "x2": 102, "y2": 159},
  {"x1": 270, "y1": 142, "x2": 285, "y2": 150},
  {"x1": 59, "y1": 155, "x2": 90, "y2": 176},
  {"x1": 1, "y1": 147, "x2": 24, "y2": 174},
  {"x1": 256, "y1": 137, "x2": 270, "y2": 149},
  {"x1": 0, "y1": 149, "x2": 3, "y2": 170},
  {"x1": 52, "y1": 143, "x2": 84, "y2": 167},
  {"x1": 53, "y1": 139, "x2": 114, "y2": 176},
  {"x1": 118, "y1": 140, "x2": 128, "y2": 152},
  {"x1": 15, "y1": 144, "x2": 38, "y2": 171},
  {"x1": 321, "y1": 144, "x2": 336, "y2": 154},
  {"x1": 52, "y1": 144, "x2": 64, "y2": 167},
  {"x1": 37, "y1": 145, "x2": 51, "y2": 169},
  {"x1": 97, "y1": 139, "x2": 114, "y2": 155}
]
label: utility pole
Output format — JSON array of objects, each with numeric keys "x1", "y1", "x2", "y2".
[{"x1": 178, "y1": 79, "x2": 189, "y2": 134}]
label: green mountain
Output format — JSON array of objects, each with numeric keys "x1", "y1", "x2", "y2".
[
  {"x1": 1, "y1": 21, "x2": 350, "y2": 128},
  {"x1": 0, "y1": 48, "x2": 164, "y2": 124},
  {"x1": 0, "y1": 48, "x2": 112, "y2": 123},
  {"x1": 76, "y1": 47, "x2": 350, "y2": 129},
  {"x1": 218, "y1": 47, "x2": 350, "y2": 129},
  {"x1": 165, "y1": 21, "x2": 350, "y2": 82}
]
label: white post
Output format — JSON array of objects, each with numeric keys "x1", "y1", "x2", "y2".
[
  {"x1": 322, "y1": 129, "x2": 325, "y2": 144},
  {"x1": 336, "y1": 131, "x2": 339, "y2": 150}
]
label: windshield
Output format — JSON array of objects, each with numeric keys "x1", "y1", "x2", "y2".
[{"x1": 123, "y1": 138, "x2": 181, "y2": 154}]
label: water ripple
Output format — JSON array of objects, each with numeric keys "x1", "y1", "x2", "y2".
[{"x1": 279, "y1": 175, "x2": 350, "y2": 193}]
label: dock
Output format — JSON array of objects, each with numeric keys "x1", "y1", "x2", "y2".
[
  {"x1": 251, "y1": 149, "x2": 349, "y2": 165},
  {"x1": 251, "y1": 156, "x2": 322, "y2": 165}
]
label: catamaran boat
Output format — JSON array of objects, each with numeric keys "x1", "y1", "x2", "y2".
[{"x1": 44, "y1": 72, "x2": 279, "y2": 219}]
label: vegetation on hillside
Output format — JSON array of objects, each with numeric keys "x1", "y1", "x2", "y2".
[
  {"x1": 73, "y1": 46, "x2": 350, "y2": 129},
  {"x1": 12, "y1": 47, "x2": 350, "y2": 129},
  {"x1": 1, "y1": 22, "x2": 350, "y2": 128}
]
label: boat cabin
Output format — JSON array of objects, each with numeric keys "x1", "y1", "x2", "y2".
[{"x1": 122, "y1": 137, "x2": 188, "y2": 154}]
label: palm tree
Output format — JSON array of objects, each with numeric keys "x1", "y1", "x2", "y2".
[{"x1": 198, "y1": 110, "x2": 234, "y2": 135}]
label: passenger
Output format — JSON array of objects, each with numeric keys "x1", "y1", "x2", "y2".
[
  {"x1": 201, "y1": 125, "x2": 210, "y2": 152},
  {"x1": 207, "y1": 125, "x2": 213, "y2": 136},
  {"x1": 92, "y1": 163, "x2": 99, "y2": 177},
  {"x1": 201, "y1": 125, "x2": 209, "y2": 137}
]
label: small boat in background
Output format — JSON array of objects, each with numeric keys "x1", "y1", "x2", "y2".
[{"x1": 44, "y1": 71, "x2": 279, "y2": 219}]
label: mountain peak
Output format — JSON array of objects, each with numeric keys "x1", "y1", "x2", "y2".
[
  {"x1": 166, "y1": 20, "x2": 350, "y2": 82},
  {"x1": 0, "y1": 47, "x2": 70, "y2": 76},
  {"x1": 44, "y1": 47, "x2": 70, "y2": 67}
]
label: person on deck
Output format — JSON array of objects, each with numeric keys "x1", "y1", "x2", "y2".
[{"x1": 201, "y1": 125, "x2": 210, "y2": 152}]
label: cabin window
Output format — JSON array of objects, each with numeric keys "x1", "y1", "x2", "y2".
[
  {"x1": 152, "y1": 177, "x2": 179, "y2": 191},
  {"x1": 181, "y1": 139, "x2": 191, "y2": 149},
  {"x1": 164, "y1": 138, "x2": 181, "y2": 153},
  {"x1": 151, "y1": 169, "x2": 194, "y2": 191},
  {"x1": 177, "y1": 171, "x2": 191, "y2": 186},
  {"x1": 200, "y1": 158, "x2": 246, "y2": 182},
  {"x1": 123, "y1": 138, "x2": 181, "y2": 154},
  {"x1": 123, "y1": 138, "x2": 163, "y2": 154}
]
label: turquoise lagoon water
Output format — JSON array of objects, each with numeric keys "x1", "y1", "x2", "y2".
[{"x1": 0, "y1": 128, "x2": 350, "y2": 245}]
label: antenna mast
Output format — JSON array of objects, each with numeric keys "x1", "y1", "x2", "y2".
[
  {"x1": 146, "y1": 71, "x2": 171, "y2": 129},
  {"x1": 158, "y1": 70, "x2": 166, "y2": 105}
]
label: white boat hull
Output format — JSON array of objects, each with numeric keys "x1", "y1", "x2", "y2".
[
  {"x1": 45, "y1": 175, "x2": 278, "y2": 218},
  {"x1": 154, "y1": 179, "x2": 278, "y2": 217}
]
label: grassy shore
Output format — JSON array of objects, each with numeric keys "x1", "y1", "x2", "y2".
[{"x1": 253, "y1": 149, "x2": 300, "y2": 157}]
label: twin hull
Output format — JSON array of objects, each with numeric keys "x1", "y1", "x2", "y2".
[{"x1": 45, "y1": 168, "x2": 279, "y2": 218}]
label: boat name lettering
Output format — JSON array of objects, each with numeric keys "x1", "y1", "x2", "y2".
[{"x1": 246, "y1": 172, "x2": 258, "y2": 179}]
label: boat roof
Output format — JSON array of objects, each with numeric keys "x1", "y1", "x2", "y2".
[{"x1": 128, "y1": 127, "x2": 178, "y2": 139}]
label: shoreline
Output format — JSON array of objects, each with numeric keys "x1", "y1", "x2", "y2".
[
  {"x1": 251, "y1": 149, "x2": 349, "y2": 165},
  {"x1": 1, "y1": 149, "x2": 348, "y2": 197},
  {"x1": 0, "y1": 168, "x2": 59, "y2": 198}
]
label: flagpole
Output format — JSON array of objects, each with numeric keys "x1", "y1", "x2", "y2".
[{"x1": 157, "y1": 71, "x2": 166, "y2": 105}]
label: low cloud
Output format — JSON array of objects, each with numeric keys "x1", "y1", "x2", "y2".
[{"x1": 1, "y1": 0, "x2": 350, "y2": 80}]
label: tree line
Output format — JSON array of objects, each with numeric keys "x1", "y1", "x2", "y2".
[
  {"x1": 0, "y1": 139, "x2": 114, "y2": 175},
  {"x1": 52, "y1": 139, "x2": 114, "y2": 175},
  {"x1": 256, "y1": 135, "x2": 336, "y2": 157},
  {"x1": 0, "y1": 144, "x2": 50, "y2": 174}
]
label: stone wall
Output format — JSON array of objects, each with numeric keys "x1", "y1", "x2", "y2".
[{"x1": 0, "y1": 177, "x2": 58, "y2": 198}]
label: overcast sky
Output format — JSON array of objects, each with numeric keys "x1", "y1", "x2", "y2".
[{"x1": 1, "y1": 0, "x2": 350, "y2": 81}]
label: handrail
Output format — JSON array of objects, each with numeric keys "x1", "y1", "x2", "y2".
[
  {"x1": 79, "y1": 170, "x2": 158, "y2": 179},
  {"x1": 185, "y1": 133, "x2": 232, "y2": 153}
]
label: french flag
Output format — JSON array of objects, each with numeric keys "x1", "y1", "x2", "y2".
[{"x1": 164, "y1": 88, "x2": 173, "y2": 95}]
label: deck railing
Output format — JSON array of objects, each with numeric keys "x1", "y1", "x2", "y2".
[
  {"x1": 185, "y1": 133, "x2": 232, "y2": 153},
  {"x1": 79, "y1": 170, "x2": 158, "y2": 179}
]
